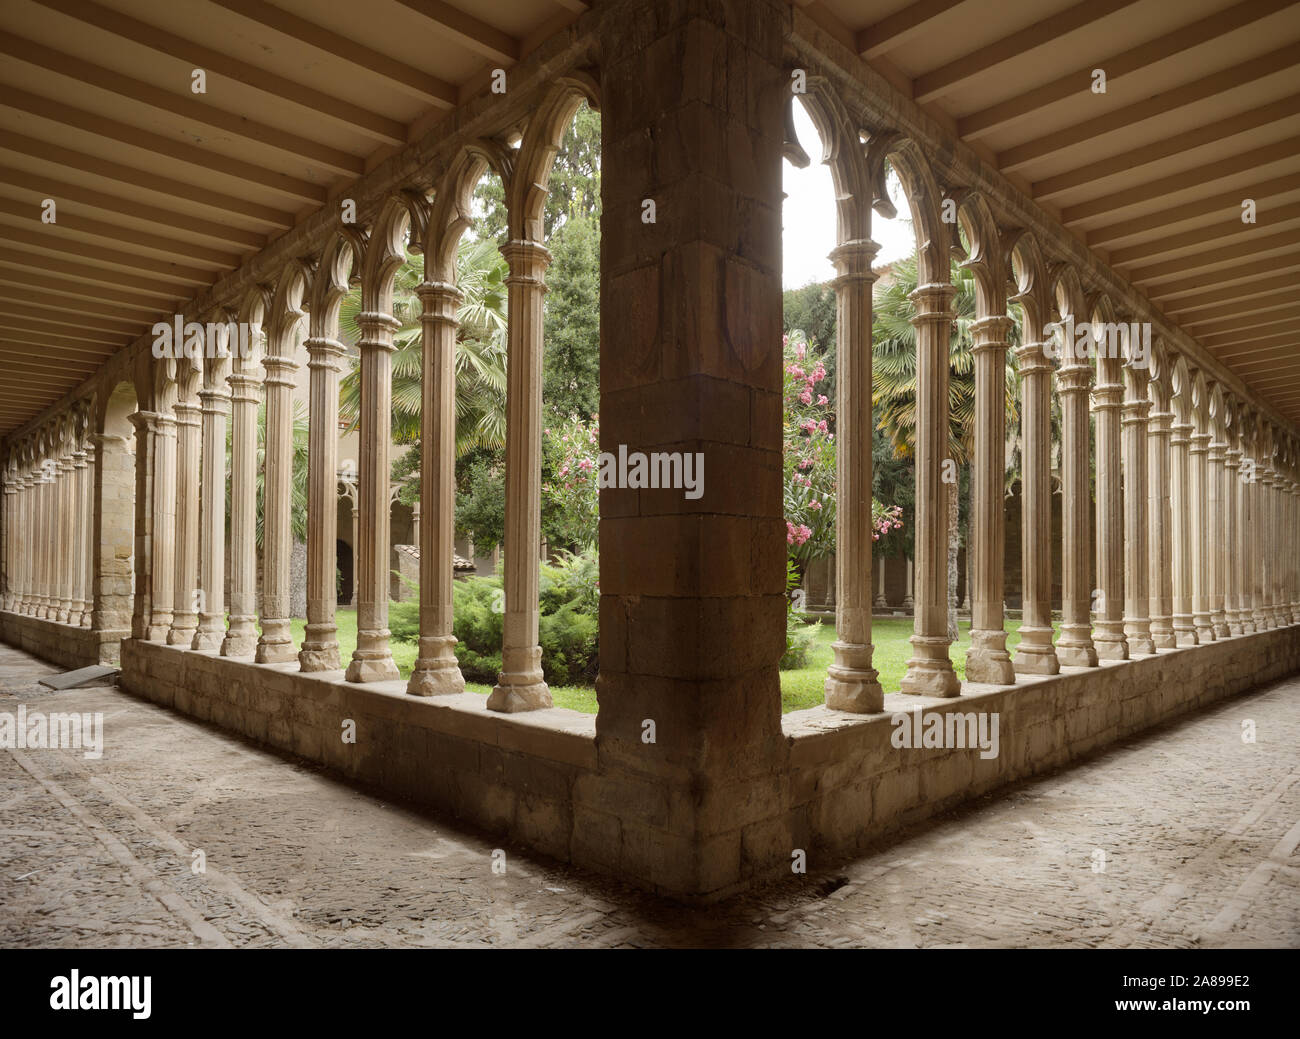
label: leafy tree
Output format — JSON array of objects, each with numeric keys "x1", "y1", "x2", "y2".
[
  {"x1": 542, "y1": 214, "x2": 600, "y2": 420},
  {"x1": 339, "y1": 235, "x2": 509, "y2": 455}
]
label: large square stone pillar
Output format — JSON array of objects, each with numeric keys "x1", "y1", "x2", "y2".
[{"x1": 592, "y1": 0, "x2": 789, "y2": 898}]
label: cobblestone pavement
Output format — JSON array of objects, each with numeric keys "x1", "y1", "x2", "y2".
[{"x1": 2, "y1": 643, "x2": 1297, "y2": 948}]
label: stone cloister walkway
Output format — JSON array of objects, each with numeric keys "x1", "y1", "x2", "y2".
[{"x1": 2, "y1": 643, "x2": 1295, "y2": 949}]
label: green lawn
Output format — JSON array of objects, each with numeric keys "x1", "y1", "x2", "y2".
[{"x1": 276, "y1": 607, "x2": 1047, "y2": 717}]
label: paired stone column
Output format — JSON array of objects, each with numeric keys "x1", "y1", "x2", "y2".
[
  {"x1": 1208, "y1": 427, "x2": 1229, "y2": 638},
  {"x1": 1146, "y1": 389, "x2": 1175, "y2": 648},
  {"x1": 56, "y1": 451, "x2": 75, "y2": 623},
  {"x1": 1, "y1": 467, "x2": 14, "y2": 612},
  {"x1": 1121, "y1": 372, "x2": 1153, "y2": 654},
  {"x1": 488, "y1": 240, "x2": 553, "y2": 710},
  {"x1": 345, "y1": 309, "x2": 402, "y2": 683},
  {"x1": 146, "y1": 410, "x2": 176, "y2": 641},
  {"x1": 825, "y1": 239, "x2": 885, "y2": 708},
  {"x1": 192, "y1": 373, "x2": 230, "y2": 651},
  {"x1": 299, "y1": 334, "x2": 346, "y2": 672},
  {"x1": 1236, "y1": 437, "x2": 1255, "y2": 634},
  {"x1": 81, "y1": 441, "x2": 94, "y2": 629},
  {"x1": 1249, "y1": 456, "x2": 1267, "y2": 631},
  {"x1": 1092, "y1": 357, "x2": 1127, "y2": 659},
  {"x1": 962, "y1": 315, "x2": 1015, "y2": 684},
  {"x1": 1169, "y1": 407, "x2": 1197, "y2": 645},
  {"x1": 256, "y1": 349, "x2": 300, "y2": 664},
  {"x1": 901, "y1": 282, "x2": 960, "y2": 696},
  {"x1": 1257, "y1": 466, "x2": 1273, "y2": 630},
  {"x1": 408, "y1": 281, "x2": 467, "y2": 697},
  {"x1": 70, "y1": 442, "x2": 89, "y2": 625},
  {"x1": 1189, "y1": 420, "x2": 1215, "y2": 643},
  {"x1": 1225, "y1": 441, "x2": 1243, "y2": 635},
  {"x1": 167, "y1": 383, "x2": 202, "y2": 646},
  {"x1": 1056, "y1": 354, "x2": 1098, "y2": 666},
  {"x1": 222, "y1": 365, "x2": 263, "y2": 657}
]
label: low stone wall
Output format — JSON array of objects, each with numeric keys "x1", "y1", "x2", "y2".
[
  {"x1": 0, "y1": 610, "x2": 128, "y2": 668},
  {"x1": 119, "y1": 640, "x2": 597, "y2": 862},
  {"x1": 98, "y1": 623, "x2": 1300, "y2": 900},
  {"x1": 781, "y1": 625, "x2": 1300, "y2": 866}
]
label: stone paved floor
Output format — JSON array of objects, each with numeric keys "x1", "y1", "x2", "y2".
[{"x1": 1, "y1": 642, "x2": 1297, "y2": 948}]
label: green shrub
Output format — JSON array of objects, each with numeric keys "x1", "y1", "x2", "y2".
[{"x1": 390, "y1": 550, "x2": 600, "y2": 685}]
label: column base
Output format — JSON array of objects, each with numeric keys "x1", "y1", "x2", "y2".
[
  {"x1": 1211, "y1": 612, "x2": 1230, "y2": 639},
  {"x1": 191, "y1": 614, "x2": 226, "y2": 652},
  {"x1": 1173, "y1": 615, "x2": 1198, "y2": 646},
  {"x1": 1093, "y1": 624, "x2": 1129, "y2": 660},
  {"x1": 299, "y1": 623, "x2": 341, "y2": 672},
  {"x1": 488, "y1": 645, "x2": 551, "y2": 712},
  {"x1": 146, "y1": 617, "x2": 172, "y2": 642},
  {"x1": 1193, "y1": 613, "x2": 1215, "y2": 642},
  {"x1": 408, "y1": 635, "x2": 466, "y2": 696},
  {"x1": 345, "y1": 628, "x2": 400, "y2": 683},
  {"x1": 900, "y1": 636, "x2": 960, "y2": 697},
  {"x1": 1123, "y1": 620, "x2": 1156, "y2": 655},
  {"x1": 221, "y1": 615, "x2": 258, "y2": 658},
  {"x1": 964, "y1": 629, "x2": 1014, "y2": 685},
  {"x1": 1013, "y1": 626, "x2": 1059, "y2": 675},
  {"x1": 824, "y1": 640, "x2": 884, "y2": 712},
  {"x1": 1056, "y1": 624, "x2": 1098, "y2": 667},
  {"x1": 167, "y1": 613, "x2": 198, "y2": 646}
]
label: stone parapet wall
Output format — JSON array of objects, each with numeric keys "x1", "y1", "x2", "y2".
[
  {"x1": 0, "y1": 611, "x2": 127, "y2": 669},
  {"x1": 119, "y1": 640, "x2": 597, "y2": 863},
  {"x1": 106, "y1": 624, "x2": 1300, "y2": 901},
  {"x1": 781, "y1": 626, "x2": 1300, "y2": 871}
]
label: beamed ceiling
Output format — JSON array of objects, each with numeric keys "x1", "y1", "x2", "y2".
[{"x1": 0, "y1": 0, "x2": 1298, "y2": 439}]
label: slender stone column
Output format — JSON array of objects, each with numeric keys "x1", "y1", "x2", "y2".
[
  {"x1": 488, "y1": 240, "x2": 553, "y2": 710},
  {"x1": 1189, "y1": 423, "x2": 1214, "y2": 642},
  {"x1": 168, "y1": 388, "x2": 202, "y2": 645},
  {"x1": 965, "y1": 315, "x2": 1015, "y2": 685},
  {"x1": 147, "y1": 411, "x2": 176, "y2": 641},
  {"x1": 43, "y1": 457, "x2": 57, "y2": 619},
  {"x1": 37, "y1": 455, "x2": 52, "y2": 618},
  {"x1": 1121, "y1": 380, "x2": 1153, "y2": 654},
  {"x1": 825, "y1": 239, "x2": 885, "y2": 708},
  {"x1": 1225, "y1": 443, "x2": 1243, "y2": 635},
  {"x1": 1208, "y1": 430, "x2": 1229, "y2": 638},
  {"x1": 1013, "y1": 341, "x2": 1059, "y2": 674},
  {"x1": 1, "y1": 469, "x2": 13, "y2": 612},
  {"x1": 128, "y1": 413, "x2": 155, "y2": 639},
  {"x1": 408, "y1": 281, "x2": 467, "y2": 696},
  {"x1": 1147, "y1": 396, "x2": 1175, "y2": 648},
  {"x1": 56, "y1": 452, "x2": 75, "y2": 623},
  {"x1": 874, "y1": 564, "x2": 887, "y2": 609},
  {"x1": 1290, "y1": 478, "x2": 1300, "y2": 623},
  {"x1": 13, "y1": 470, "x2": 25, "y2": 612},
  {"x1": 1268, "y1": 469, "x2": 1284, "y2": 626},
  {"x1": 70, "y1": 443, "x2": 89, "y2": 625},
  {"x1": 345, "y1": 309, "x2": 402, "y2": 683},
  {"x1": 1258, "y1": 467, "x2": 1274, "y2": 630},
  {"x1": 1056, "y1": 355, "x2": 1098, "y2": 666},
  {"x1": 299, "y1": 336, "x2": 345, "y2": 671},
  {"x1": 80, "y1": 442, "x2": 95, "y2": 628},
  {"x1": 1250, "y1": 457, "x2": 1267, "y2": 631},
  {"x1": 901, "y1": 282, "x2": 960, "y2": 696},
  {"x1": 1169, "y1": 408, "x2": 1197, "y2": 646},
  {"x1": 1237, "y1": 442, "x2": 1255, "y2": 634},
  {"x1": 192, "y1": 377, "x2": 230, "y2": 651},
  {"x1": 221, "y1": 367, "x2": 263, "y2": 657},
  {"x1": 22, "y1": 467, "x2": 35, "y2": 614},
  {"x1": 903, "y1": 558, "x2": 914, "y2": 609},
  {"x1": 1092, "y1": 359, "x2": 1127, "y2": 659},
  {"x1": 256, "y1": 349, "x2": 300, "y2": 664}
]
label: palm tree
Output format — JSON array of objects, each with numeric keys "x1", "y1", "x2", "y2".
[
  {"x1": 872, "y1": 251, "x2": 1021, "y2": 639},
  {"x1": 224, "y1": 400, "x2": 310, "y2": 549},
  {"x1": 338, "y1": 235, "x2": 509, "y2": 456}
]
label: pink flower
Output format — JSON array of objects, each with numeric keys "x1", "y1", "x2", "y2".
[
  {"x1": 799, "y1": 388, "x2": 812, "y2": 405},
  {"x1": 809, "y1": 500, "x2": 822, "y2": 511},
  {"x1": 818, "y1": 420, "x2": 829, "y2": 434},
  {"x1": 817, "y1": 394, "x2": 828, "y2": 406},
  {"x1": 794, "y1": 343, "x2": 806, "y2": 361}
]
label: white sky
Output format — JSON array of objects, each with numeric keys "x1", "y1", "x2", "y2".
[{"x1": 782, "y1": 101, "x2": 914, "y2": 289}]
